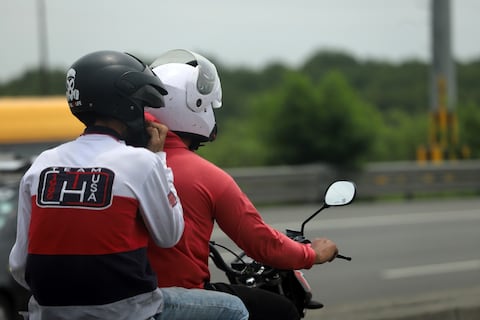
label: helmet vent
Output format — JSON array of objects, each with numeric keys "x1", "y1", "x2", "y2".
[{"x1": 196, "y1": 99, "x2": 202, "y2": 107}]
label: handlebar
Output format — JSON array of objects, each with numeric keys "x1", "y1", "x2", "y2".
[
  {"x1": 209, "y1": 242, "x2": 242, "y2": 274},
  {"x1": 286, "y1": 229, "x2": 352, "y2": 262},
  {"x1": 336, "y1": 254, "x2": 352, "y2": 261}
]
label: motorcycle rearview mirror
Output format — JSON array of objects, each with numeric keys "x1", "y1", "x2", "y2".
[
  {"x1": 324, "y1": 180, "x2": 356, "y2": 207},
  {"x1": 299, "y1": 180, "x2": 356, "y2": 235}
]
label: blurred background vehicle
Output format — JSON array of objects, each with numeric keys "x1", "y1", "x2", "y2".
[{"x1": 0, "y1": 159, "x2": 31, "y2": 320}]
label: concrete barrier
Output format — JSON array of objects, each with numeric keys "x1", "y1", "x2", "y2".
[
  {"x1": 349, "y1": 160, "x2": 480, "y2": 200},
  {"x1": 304, "y1": 286, "x2": 480, "y2": 320},
  {"x1": 227, "y1": 160, "x2": 480, "y2": 205},
  {"x1": 227, "y1": 163, "x2": 335, "y2": 204}
]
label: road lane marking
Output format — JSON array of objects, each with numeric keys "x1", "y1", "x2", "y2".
[{"x1": 382, "y1": 260, "x2": 480, "y2": 279}]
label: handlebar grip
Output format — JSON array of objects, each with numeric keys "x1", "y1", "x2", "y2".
[{"x1": 336, "y1": 254, "x2": 352, "y2": 261}]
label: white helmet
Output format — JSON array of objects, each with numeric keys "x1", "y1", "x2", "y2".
[{"x1": 146, "y1": 49, "x2": 222, "y2": 147}]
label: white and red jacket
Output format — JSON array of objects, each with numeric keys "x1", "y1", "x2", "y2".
[{"x1": 9, "y1": 126, "x2": 183, "y2": 320}]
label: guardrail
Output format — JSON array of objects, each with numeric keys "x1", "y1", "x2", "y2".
[
  {"x1": 227, "y1": 160, "x2": 480, "y2": 205},
  {"x1": 2, "y1": 157, "x2": 480, "y2": 204}
]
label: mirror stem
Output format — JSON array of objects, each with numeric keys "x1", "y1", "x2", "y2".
[{"x1": 300, "y1": 203, "x2": 328, "y2": 235}]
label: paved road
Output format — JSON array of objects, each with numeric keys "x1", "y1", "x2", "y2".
[{"x1": 209, "y1": 197, "x2": 480, "y2": 310}]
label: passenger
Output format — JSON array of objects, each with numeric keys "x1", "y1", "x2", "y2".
[{"x1": 9, "y1": 50, "x2": 248, "y2": 320}]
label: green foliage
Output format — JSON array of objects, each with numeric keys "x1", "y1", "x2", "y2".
[
  {"x1": 315, "y1": 72, "x2": 383, "y2": 167},
  {"x1": 374, "y1": 110, "x2": 429, "y2": 161},
  {"x1": 457, "y1": 59, "x2": 480, "y2": 106},
  {"x1": 215, "y1": 62, "x2": 292, "y2": 123},
  {"x1": 197, "y1": 117, "x2": 270, "y2": 167},
  {"x1": 269, "y1": 72, "x2": 378, "y2": 166},
  {"x1": 458, "y1": 102, "x2": 480, "y2": 158},
  {"x1": 2, "y1": 50, "x2": 480, "y2": 166},
  {"x1": 301, "y1": 51, "x2": 429, "y2": 114},
  {"x1": 260, "y1": 72, "x2": 321, "y2": 165},
  {"x1": 0, "y1": 68, "x2": 65, "y2": 96},
  {"x1": 242, "y1": 71, "x2": 382, "y2": 168},
  {"x1": 215, "y1": 67, "x2": 261, "y2": 122}
]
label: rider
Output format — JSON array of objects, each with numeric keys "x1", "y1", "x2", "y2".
[
  {"x1": 145, "y1": 49, "x2": 339, "y2": 320},
  {"x1": 9, "y1": 50, "x2": 248, "y2": 320}
]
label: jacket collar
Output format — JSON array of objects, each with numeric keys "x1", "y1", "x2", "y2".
[{"x1": 83, "y1": 126, "x2": 123, "y2": 141}]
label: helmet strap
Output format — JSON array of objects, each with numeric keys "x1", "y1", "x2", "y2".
[
  {"x1": 188, "y1": 140, "x2": 202, "y2": 151},
  {"x1": 173, "y1": 131, "x2": 207, "y2": 151}
]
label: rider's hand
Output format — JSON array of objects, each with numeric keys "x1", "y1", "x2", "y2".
[
  {"x1": 311, "y1": 237, "x2": 338, "y2": 264},
  {"x1": 146, "y1": 121, "x2": 168, "y2": 153}
]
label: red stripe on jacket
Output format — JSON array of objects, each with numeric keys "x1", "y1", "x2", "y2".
[{"x1": 28, "y1": 195, "x2": 149, "y2": 255}]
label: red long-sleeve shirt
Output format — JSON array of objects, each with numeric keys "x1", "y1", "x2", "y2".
[{"x1": 147, "y1": 132, "x2": 316, "y2": 288}]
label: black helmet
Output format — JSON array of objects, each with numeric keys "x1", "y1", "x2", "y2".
[{"x1": 66, "y1": 50, "x2": 167, "y2": 146}]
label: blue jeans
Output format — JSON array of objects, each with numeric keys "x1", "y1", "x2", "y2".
[{"x1": 154, "y1": 287, "x2": 248, "y2": 320}]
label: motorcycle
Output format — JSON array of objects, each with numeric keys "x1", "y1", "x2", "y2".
[{"x1": 209, "y1": 180, "x2": 356, "y2": 318}]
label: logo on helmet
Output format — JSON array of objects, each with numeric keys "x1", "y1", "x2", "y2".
[{"x1": 66, "y1": 68, "x2": 81, "y2": 107}]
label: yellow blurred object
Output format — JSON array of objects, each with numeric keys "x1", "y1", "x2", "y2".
[
  {"x1": 0, "y1": 96, "x2": 84, "y2": 144},
  {"x1": 416, "y1": 145, "x2": 427, "y2": 164}
]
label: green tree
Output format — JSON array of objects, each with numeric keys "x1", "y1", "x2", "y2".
[
  {"x1": 374, "y1": 110, "x2": 429, "y2": 161},
  {"x1": 247, "y1": 71, "x2": 381, "y2": 168},
  {"x1": 3, "y1": 50, "x2": 480, "y2": 164},
  {"x1": 457, "y1": 59, "x2": 480, "y2": 107},
  {"x1": 0, "y1": 68, "x2": 65, "y2": 96},
  {"x1": 215, "y1": 62, "x2": 290, "y2": 124},
  {"x1": 458, "y1": 102, "x2": 480, "y2": 158},
  {"x1": 197, "y1": 115, "x2": 270, "y2": 168},
  {"x1": 313, "y1": 71, "x2": 382, "y2": 167},
  {"x1": 261, "y1": 71, "x2": 320, "y2": 165},
  {"x1": 301, "y1": 51, "x2": 429, "y2": 115}
]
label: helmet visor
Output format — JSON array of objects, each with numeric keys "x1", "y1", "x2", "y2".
[
  {"x1": 151, "y1": 49, "x2": 221, "y2": 107},
  {"x1": 115, "y1": 66, "x2": 168, "y2": 108}
]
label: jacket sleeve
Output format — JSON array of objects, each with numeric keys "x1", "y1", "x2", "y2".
[
  {"x1": 214, "y1": 174, "x2": 316, "y2": 270},
  {"x1": 137, "y1": 151, "x2": 184, "y2": 248},
  {"x1": 9, "y1": 177, "x2": 32, "y2": 290}
]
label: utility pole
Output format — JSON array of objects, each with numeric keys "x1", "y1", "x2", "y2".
[
  {"x1": 419, "y1": 0, "x2": 460, "y2": 162},
  {"x1": 37, "y1": 0, "x2": 49, "y2": 94}
]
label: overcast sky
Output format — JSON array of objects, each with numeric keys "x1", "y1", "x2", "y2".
[{"x1": 1, "y1": 0, "x2": 479, "y2": 83}]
